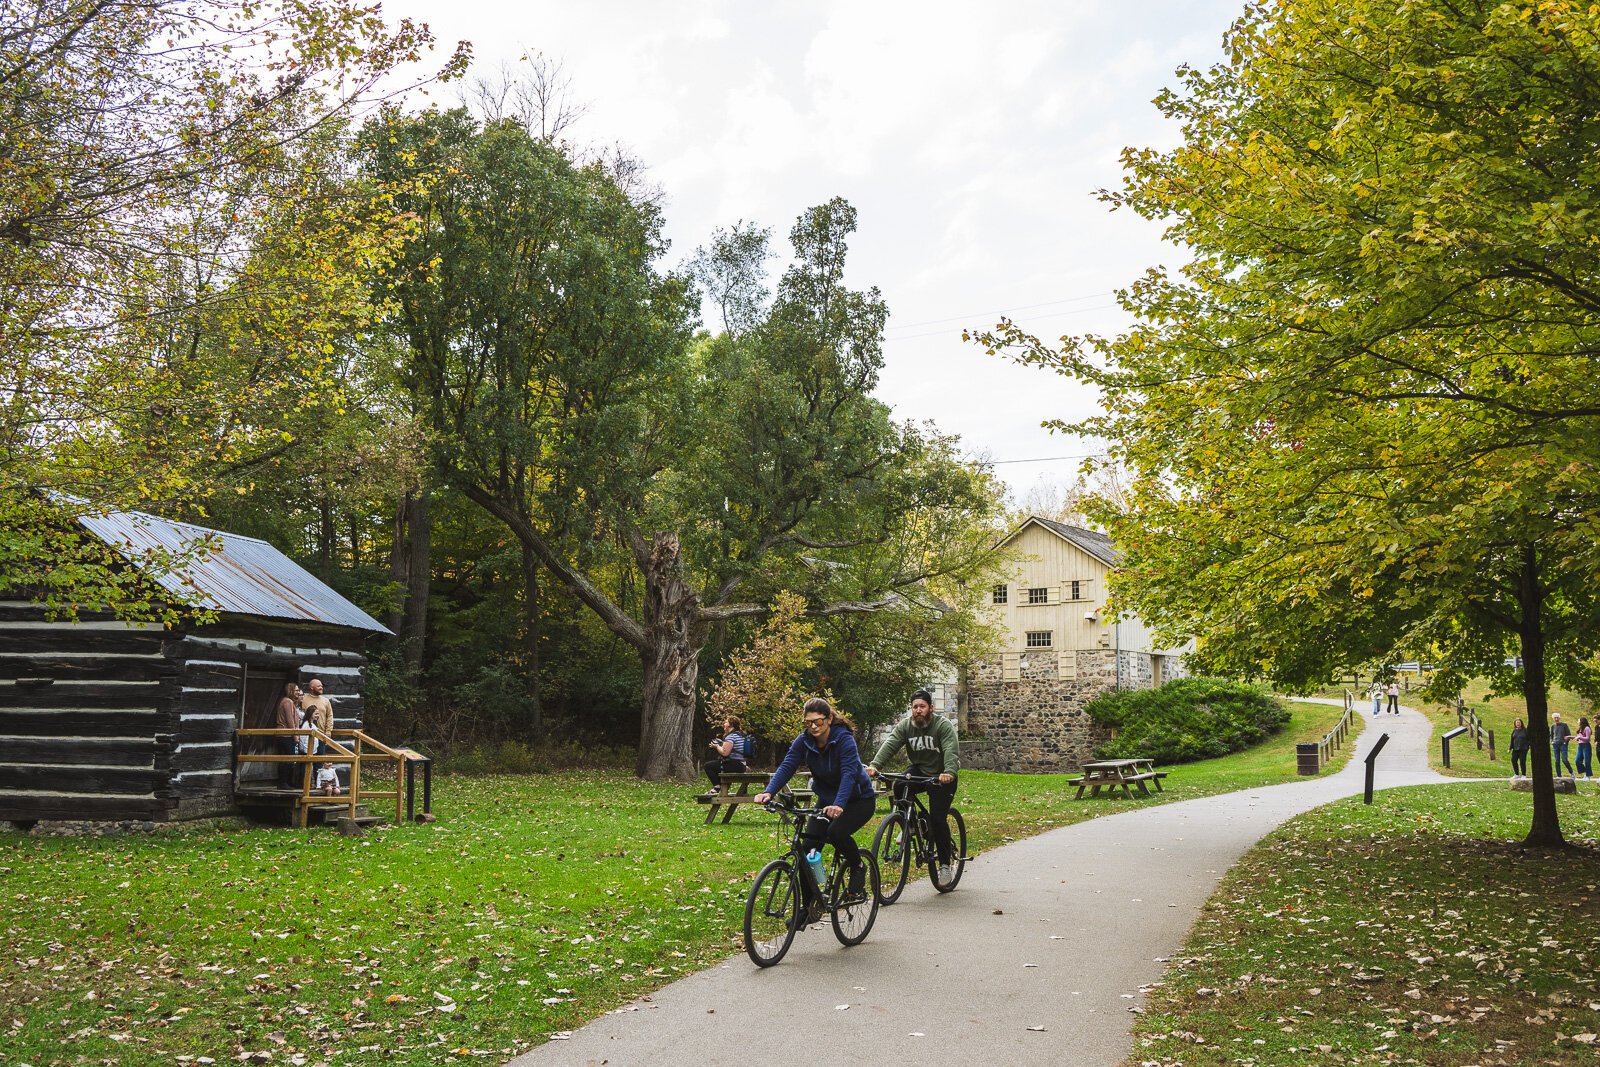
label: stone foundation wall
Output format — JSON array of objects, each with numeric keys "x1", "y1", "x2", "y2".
[{"x1": 962, "y1": 649, "x2": 1180, "y2": 773}]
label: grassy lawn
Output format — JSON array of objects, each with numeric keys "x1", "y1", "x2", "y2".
[
  {"x1": 1126, "y1": 783, "x2": 1600, "y2": 1067},
  {"x1": 0, "y1": 697, "x2": 1351, "y2": 1066}
]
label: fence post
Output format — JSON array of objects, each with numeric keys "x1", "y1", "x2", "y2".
[
  {"x1": 1487, "y1": 728, "x2": 1496, "y2": 761},
  {"x1": 1442, "y1": 726, "x2": 1468, "y2": 768},
  {"x1": 1364, "y1": 733, "x2": 1390, "y2": 804}
]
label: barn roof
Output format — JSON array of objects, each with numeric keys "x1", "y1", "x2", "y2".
[
  {"x1": 77, "y1": 508, "x2": 393, "y2": 635},
  {"x1": 1001, "y1": 515, "x2": 1120, "y2": 566}
]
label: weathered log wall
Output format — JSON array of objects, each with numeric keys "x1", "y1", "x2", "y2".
[{"x1": 1, "y1": 603, "x2": 372, "y2": 825}]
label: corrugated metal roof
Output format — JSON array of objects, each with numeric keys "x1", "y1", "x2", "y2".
[{"x1": 76, "y1": 509, "x2": 393, "y2": 635}]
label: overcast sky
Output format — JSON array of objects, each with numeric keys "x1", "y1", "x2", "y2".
[{"x1": 383, "y1": 0, "x2": 1244, "y2": 502}]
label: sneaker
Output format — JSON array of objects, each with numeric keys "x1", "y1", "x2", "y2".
[
  {"x1": 846, "y1": 861, "x2": 866, "y2": 898},
  {"x1": 937, "y1": 863, "x2": 954, "y2": 883}
]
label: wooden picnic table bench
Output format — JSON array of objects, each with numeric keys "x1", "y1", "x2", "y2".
[
  {"x1": 694, "y1": 772, "x2": 774, "y2": 824},
  {"x1": 693, "y1": 771, "x2": 888, "y2": 824},
  {"x1": 1069, "y1": 758, "x2": 1167, "y2": 799}
]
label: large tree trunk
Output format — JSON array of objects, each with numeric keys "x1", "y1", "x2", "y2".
[
  {"x1": 1515, "y1": 545, "x2": 1564, "y2": 848},
  {"x1": 521, "y1": 541, "x2": 544, "y2": 736},
  {"x1": 387, "y1": 488, "x2": 431, "y2": 678},
  {"x1": 635, "y1": 533, "x2": 705, "y2": 780}
]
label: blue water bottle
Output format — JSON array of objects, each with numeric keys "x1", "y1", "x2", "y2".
[{"x1": 805, "y1": 848, "x2": 827, "y2": 888}]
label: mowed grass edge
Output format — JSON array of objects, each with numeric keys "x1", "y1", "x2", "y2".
[
  {"x1": 1123, "y1": 783, "x2": 1600, "y2": 1067},
  {"x1": 0, "y1": 698, "x2": 1350, "y2": 1066}
]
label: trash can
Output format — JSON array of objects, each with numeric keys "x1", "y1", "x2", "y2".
[{"x1": 1296, "y1": 742, "x2": 1320, "y2": 776}]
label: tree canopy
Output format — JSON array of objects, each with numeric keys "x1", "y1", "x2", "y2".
[
  {"x1": 0, "y1": 0, "x2": 464, "y2": 613},
  {"x1": 978, "y1": 0, "x2": 1600, "y2": 845}
]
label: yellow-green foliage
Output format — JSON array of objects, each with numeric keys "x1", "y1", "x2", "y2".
[{"x1": 705, "y1": 591, "x2": 822, "y2": 743}]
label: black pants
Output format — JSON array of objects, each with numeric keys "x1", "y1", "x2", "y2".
[
  {"x1": 1386, "y1": 694, "x2": 1399, "y2": 713},
  {"x1": 801, "y1": 794, "x2": 875, "y2": 872},
  {"x1": 1511, "y1": 749, "x2": 1528, "y2": 776},
  {"x1": 277, "y1": 737, "x2": 300, "y2": 787},
  {"x1": 702, "y1": 757, "x2": 746, "y2": 787},
  {"x1": 913, "y1": 777, "x2": 960, "y2": 864}
]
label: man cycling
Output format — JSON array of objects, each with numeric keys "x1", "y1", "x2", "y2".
[{"x1": 865, "y1": 689, "x2": 960, "y2": 880}]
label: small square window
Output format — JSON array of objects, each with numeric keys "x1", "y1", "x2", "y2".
[
  {"x1": 1027, "y1": 587, "x2": 1049, "y2": 604},
  {"x1": 1026, "y1": 630, "x2": 1053, "y2": 648},
  {"x1": 992, "y1": 584, "x2": 1008, "y2": 605}
]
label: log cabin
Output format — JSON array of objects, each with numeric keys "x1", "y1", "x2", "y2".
[{"x1": 1, "y1": 507, "x2": 392, "y2": 828}]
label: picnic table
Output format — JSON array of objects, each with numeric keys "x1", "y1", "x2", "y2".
[
  {"x1": 694, "y1": 772, "x2": 774, "y2": 824},
  {"x1": 693, "y1": 772, "x2": 888, "y2": 824},
  {"x1": 1069, "y1": 757, "x2": 1167, "y2": 799}
]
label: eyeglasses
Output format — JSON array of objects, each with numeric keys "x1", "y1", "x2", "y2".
[{"x1": 803, "y1": 717, "x2": 828, "y2": 727}]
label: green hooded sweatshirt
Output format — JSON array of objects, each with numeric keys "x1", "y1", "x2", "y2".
[{"x1": 869, "y1": 713, "x2": 960, "y2": 777}]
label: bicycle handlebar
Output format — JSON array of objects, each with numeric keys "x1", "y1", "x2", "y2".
[{"x1": 876, "y1": 771, "x2": 943, "y2": 784}]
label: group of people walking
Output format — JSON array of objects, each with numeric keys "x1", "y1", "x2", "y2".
[{"x1": 1510, "y1": 713, "x2": 1594, "y2": 778}]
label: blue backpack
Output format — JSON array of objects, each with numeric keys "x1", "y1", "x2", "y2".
[{"x1": 734, "y1": 731, "x2": 754, "y2": 764}]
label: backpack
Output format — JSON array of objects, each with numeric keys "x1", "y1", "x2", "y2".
[{"x1": 741, "y1": 732, "x2": 756, "y2": 763}]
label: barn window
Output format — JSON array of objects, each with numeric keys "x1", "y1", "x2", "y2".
[
  {"x1": 1027, "y1": 587, "x2": 1049, "y2": 604},
  {"x1": 1026, "y1": 630, "x2": 1053, "y2": 648},
  {"x1": 992, "y1": 584, "x2": 1008, "y2": 604}
]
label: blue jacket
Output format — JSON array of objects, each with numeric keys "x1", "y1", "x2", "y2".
[{"x1": 765, "y1": 723, "x2": 875, "y2": 808}]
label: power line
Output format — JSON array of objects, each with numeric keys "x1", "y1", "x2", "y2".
[
  {"x1": 985, "y1": 453, "x2": 1106, "y2": 465},
  {"x1": 881, "y1": 302, "x2": 1120, "y2": 342},
  {"x1": 882, "y1": 291, "x2": 1118, "y2": 333}
]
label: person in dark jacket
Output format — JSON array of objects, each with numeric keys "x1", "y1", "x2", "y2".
[
  {"x1": 1508, "y1": 718, "x2": 1530, "y2": 777},
  {"x1": 755, "y1": 697, "x2": 876, "y2": 898},
  {"x1": 1551, "y1": 713, "x2": 1574, "y2": 776}
]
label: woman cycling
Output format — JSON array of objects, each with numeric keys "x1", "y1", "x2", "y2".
[{"x1": 755, "y1": 697, "x2": 876, "y2": 899}]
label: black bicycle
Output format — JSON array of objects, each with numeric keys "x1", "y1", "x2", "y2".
[
  {"x1": 743, "y1": 797, "x2": 881, "y2": 967},
  {"x1": 870, "y1": 772, "x2": 967, "y2": 904}
]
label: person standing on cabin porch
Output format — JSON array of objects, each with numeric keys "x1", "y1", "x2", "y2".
[
  {"x1": 301, "y1": 678, "x2": 334, "y2": 756},
  {"x1": 275, "y1": 682, "x2": 303, "y2": 788}
]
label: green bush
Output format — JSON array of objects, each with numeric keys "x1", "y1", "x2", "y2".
[
  {"x1": 439, "y1": 738, "x2": 636, "y2": 776},
  {"x1": 1084, "y1": 678, "x2": 1289, "y2": 764}
]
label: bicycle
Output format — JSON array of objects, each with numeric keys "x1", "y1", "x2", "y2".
[
  {"x1": 870, "y1": 772, "x2": 967, "y2": 904},
  {"x1": 742, "y1": 796, "x2": 881, "y2": 967}
]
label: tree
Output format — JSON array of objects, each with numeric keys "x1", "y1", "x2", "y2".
[
  {"x1": 705, "y1": 591, "x2": 822, "y2": 745},
  {"x1": 0, "y1": 0, "x2": 465, "y2": 613},
  {"x1": 364, "y1": 114, "x2": 1007, "y2": 778},
  {"x1": 977, "y1": 0, "x2": 1600, "y2": 846}
]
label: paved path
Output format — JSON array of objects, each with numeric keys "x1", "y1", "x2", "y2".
[{"x1": 509, "y1": 703, "x2": 1449, "y2": 1067}]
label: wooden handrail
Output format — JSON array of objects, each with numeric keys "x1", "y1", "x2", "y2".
[{"x1": 235, "y1": 727, "x2": 427, "y2": 827}]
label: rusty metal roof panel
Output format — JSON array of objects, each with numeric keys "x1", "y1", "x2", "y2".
[{"x1": 77, "y1": 509, "x2": 393, "y2": 635}]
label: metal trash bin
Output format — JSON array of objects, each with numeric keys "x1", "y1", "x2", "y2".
[{"x1": 1296, "y1": 742, "x2": 1320, "y2": 776}]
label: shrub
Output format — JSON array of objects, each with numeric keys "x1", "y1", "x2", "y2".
[{"x1": 1084, "y1": 678, "x2": 1289, "y2": 764}]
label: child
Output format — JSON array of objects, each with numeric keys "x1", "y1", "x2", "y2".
[{"x1": 316, "y1": 762, "x2": 341, "y2": 796}]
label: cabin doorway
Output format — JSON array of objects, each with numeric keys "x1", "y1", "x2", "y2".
[{"x1": 238, "y1": 667, "x2": 294, "y2": 785}]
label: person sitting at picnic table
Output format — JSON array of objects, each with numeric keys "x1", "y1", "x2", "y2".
[
  {"x1": 703, "y1": 714, "x2": 752, "y2": 790},
  {"x1": 754, "y1": 697, "x2": 875, "y2": 900},
  {"x1": 865, "y1": 688, "x2": 961, "y2": 881}
]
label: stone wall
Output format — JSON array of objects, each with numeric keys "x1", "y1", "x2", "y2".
[{"x1": 962, "y1": 649, "x2": 1181, "y2": 773}]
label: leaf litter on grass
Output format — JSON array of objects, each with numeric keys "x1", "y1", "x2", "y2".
[{"x1": 1131, "y1": 783, "x2": 1600, "y2": 1066}]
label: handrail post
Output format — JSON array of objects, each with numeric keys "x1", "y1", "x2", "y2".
[
  {"x1": 1364, "y1": 732, "x2": 1390, "y2": 804},
  {"x1": 1442, "y1": 725, "x2": 1467, "y2": 768}
]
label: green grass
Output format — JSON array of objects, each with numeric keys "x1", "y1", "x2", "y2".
[
  {"x1": 0, "y1": 697, "x2": 1351, "y2": 1066},
  {"x1": 1126, "y1": 783, "x2": 1600, "y2": 1067}
]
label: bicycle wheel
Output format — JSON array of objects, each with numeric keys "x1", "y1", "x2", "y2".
[
  {"x1": 830, "y1": 852, "x2": 880, "y2": 946},
  {"x1": 871, "y1": 812, "x2": 911, "y2": 905},
  {"x1": 744, "y1": 859, "x2": 800, "y2": 967},
  {"x1": 929, "y1": 808, "x2": 966, "y2": 893}
]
